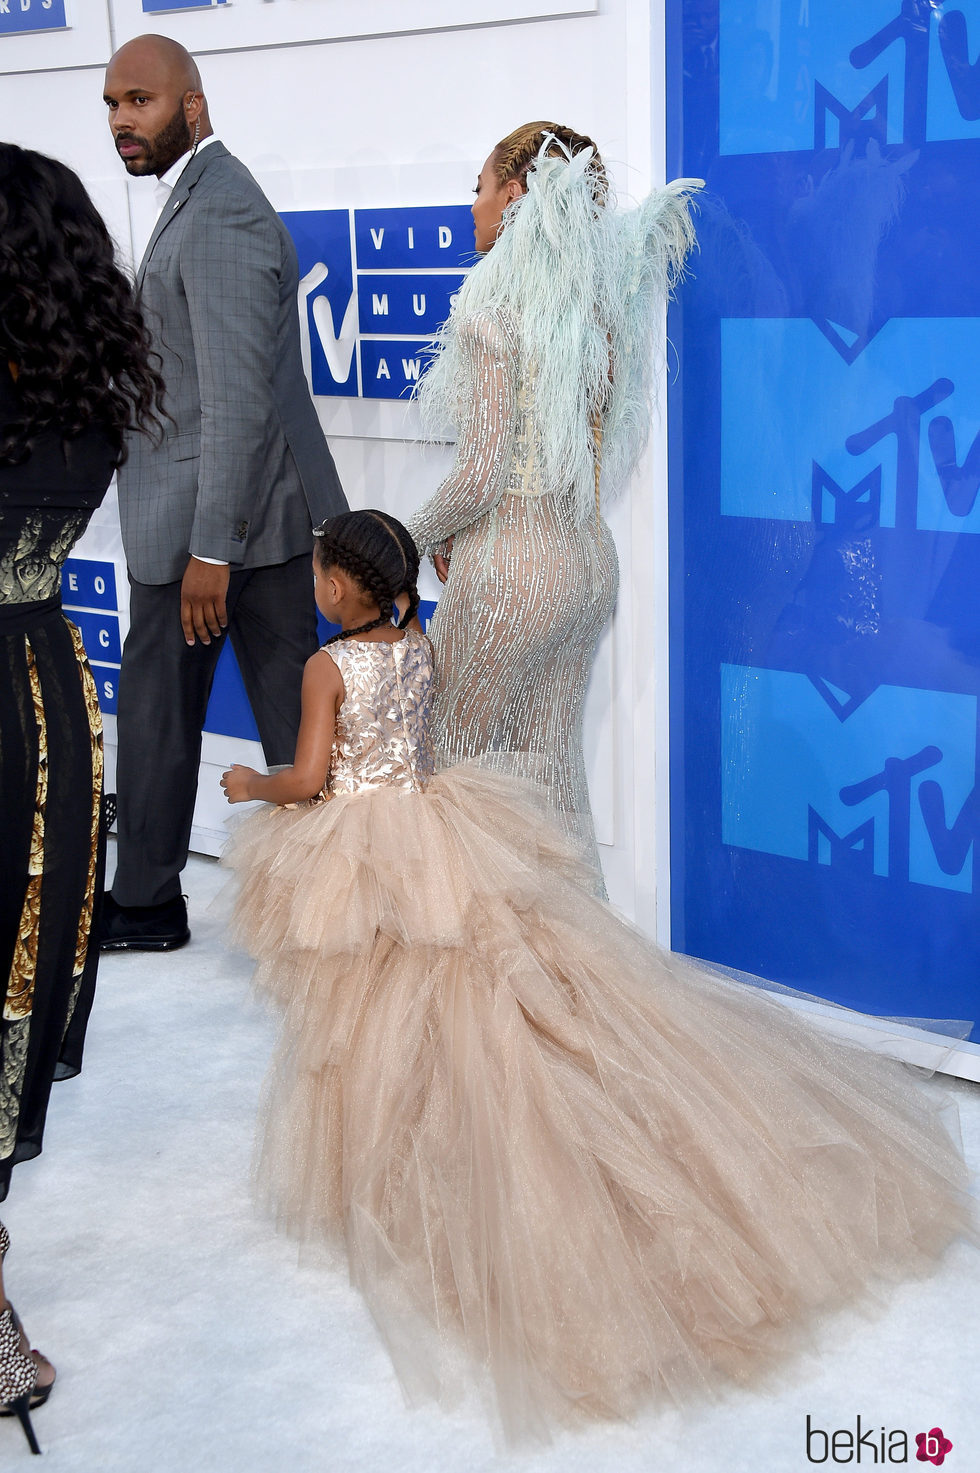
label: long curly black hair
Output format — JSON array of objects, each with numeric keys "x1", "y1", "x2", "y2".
[
  {"x1": 0, "y1": 142, "x2": 165, "y2": 465},
  {"x1": 314, "y1": 509, "x2": 422, "y2": 643}
]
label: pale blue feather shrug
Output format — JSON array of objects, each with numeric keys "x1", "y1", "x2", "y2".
[{"x1": 415, "y1": 146, "x2": 703, "y2": 528}]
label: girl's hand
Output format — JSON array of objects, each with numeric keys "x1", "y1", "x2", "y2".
[{"x1": 221, "y1": 764, "x2": 258, "y2": 803}]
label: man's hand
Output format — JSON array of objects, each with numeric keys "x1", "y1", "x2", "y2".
[
  {"x1": 434, "y1": 536, "x2": 454, "y2": 585},
  {"x1": 180, "y1": 557, "x2": 230, "y2": 646}
]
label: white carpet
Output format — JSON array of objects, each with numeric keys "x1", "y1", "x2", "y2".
[{"x1": 3, "y1": 848, "x2": 978, "y2": 1471}]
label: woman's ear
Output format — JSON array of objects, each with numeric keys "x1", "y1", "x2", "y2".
[{"x1": 504, "y1": 177, "x2": 524, "y2": 203}]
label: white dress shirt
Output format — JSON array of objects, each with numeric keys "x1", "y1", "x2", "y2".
[{"x1": 153, "y1": 133, "x2": 219, "y2": 219}]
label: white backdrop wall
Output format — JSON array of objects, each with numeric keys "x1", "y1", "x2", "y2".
[{"x1": 0, "y1": 1, "x2": 671, "y2": 936}]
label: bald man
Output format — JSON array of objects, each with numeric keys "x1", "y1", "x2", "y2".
[{"x1": 101, "y1": 35, "x2": 347, "y2": 950}]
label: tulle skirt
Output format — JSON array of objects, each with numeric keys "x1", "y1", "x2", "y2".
[{"x1": 223, "y1": 763, "x2": 975, "y2": 1438}]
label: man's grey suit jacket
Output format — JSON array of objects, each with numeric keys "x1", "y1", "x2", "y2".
[{"x1": 119, "y1": 142, "x2": 346, "y2": 585}]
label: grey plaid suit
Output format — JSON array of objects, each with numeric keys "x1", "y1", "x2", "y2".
[
  {"x1": 111, "y1": 141, "x2": 347, "y2": 908},
  {"x1": 120, "y1": 141, "x2": 344, "y2": 580}
]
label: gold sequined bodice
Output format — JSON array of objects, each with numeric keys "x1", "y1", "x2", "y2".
[{"x1": 327, "y1": 630, "x2": 436, "y2": 796}]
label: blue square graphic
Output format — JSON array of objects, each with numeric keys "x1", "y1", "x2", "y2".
[
  {"x1": 721, "y1": 667, "x2": 977, "y2": 893},
  {"x1": 142, "y1": 1, "x2": 228, "y2": 12},
  {"x1": 90, "y1": 665, "x2": 119, "y2": 717},
  {"x1": 357, "y1": 274, "x2": 465, "y2": 337},
  {"x1": 355, "y1": 207, "x2": 476, "y2": 270},
  {"x1": 719, "y1": 0, "x2": 980, "y2": 155},
  {"x1": 0, "y1": 1, "x2": 68, "y2": 34},
  {"x1": 721, "y1": 318, "x2": 980, "y2": 534},
  {"x1": 62, "y1": 558, "x2": 117, "y2": 611},
  {"x1": 359, "y1": 340, "x2": 431, "y2": 400},
  {"x1": 281, "y1": 210, "x2": 358, "y2": 399}
]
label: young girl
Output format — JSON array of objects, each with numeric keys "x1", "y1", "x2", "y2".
[{"x1": 222, "y1": 510, "x2": 973, "y2": 1441}]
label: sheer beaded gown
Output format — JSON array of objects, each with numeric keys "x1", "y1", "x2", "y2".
[
  {"x1": 408, "y1": 306, "x2": 618, "y2": 877},
  {"x1": 226, "y1": 626, "x2": 974, "y2": 1442}
]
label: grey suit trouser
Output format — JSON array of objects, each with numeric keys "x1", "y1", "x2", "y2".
[{"x1": 111, "y1": 553, "x2": 316, "y2": 908}]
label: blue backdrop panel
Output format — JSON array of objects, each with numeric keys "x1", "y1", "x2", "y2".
[
  {"x1": 668, "y1": 0, "x2": 980, "y2": 1034},
  {"x1": 359, "y1": 339, "x2": 431, "y2": 400},
  {"x1": 141, "y1": 1, "x2": 228, "y2": 12},
  {"x1": 89, "y1": 665, "x2": 119, "y2": 716},
  {"x1": 62, "y1": 559, "x2": 122, "y2": 718},
  {"x1": 354, "y1": 207, "x2": 476, "y2": 271},
  {"x1": 0, "y1": 2, "x2": 68, "y2": 34},
  {"x1": 63, "y1": 557, "x2": 116, "y2": 612},
  {"x1": 357, "y1": 274, "x2": 466, "y2": 337}
]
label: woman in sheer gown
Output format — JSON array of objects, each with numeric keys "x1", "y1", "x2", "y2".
[{"x1": 409, "y1": 122, "x2": 701, "y2": 874}]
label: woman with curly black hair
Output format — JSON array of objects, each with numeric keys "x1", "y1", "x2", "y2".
[{"x1": 0, "y1": 142, "x2": 163, "y2": 1451}]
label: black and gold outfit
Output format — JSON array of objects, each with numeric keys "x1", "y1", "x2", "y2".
[{"x1": 0, "y1": 370, "x2": 115, "y2": 1200}]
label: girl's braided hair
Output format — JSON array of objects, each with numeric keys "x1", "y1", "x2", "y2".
[
  {"x1": 491, "y1": 120, "x2": 608, "y2": 203},
  {"x1": 314, "y1": 509, "x2": 421, "y2": 644}
]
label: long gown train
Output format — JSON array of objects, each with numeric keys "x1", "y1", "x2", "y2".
[{"x1": 224, "y1": 633, "x2": 974, "y2": 1439}]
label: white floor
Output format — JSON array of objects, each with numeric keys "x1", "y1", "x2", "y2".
[{"x1": 3, "y1": 849, "x2": 979, "y2": 1472}]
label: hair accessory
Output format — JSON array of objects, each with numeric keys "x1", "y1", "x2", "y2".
[{"x1": 537, "y1": 131, "x2": 574, "y2": 164}]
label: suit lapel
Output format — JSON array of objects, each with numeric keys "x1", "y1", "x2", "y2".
[{"x1": 135, "y1": 141, "x2": 229, "y2": 288}]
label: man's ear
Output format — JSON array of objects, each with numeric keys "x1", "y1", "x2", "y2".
[{"x1": 184, "y1": 91, "x2": 204, "y2": 125}]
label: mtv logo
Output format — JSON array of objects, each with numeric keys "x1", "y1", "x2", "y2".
[
  {"x1": 721, "y1": 665, "x2": 976, "y2": 892},
  {"x1": 281, "y1": 210, "x2": 357, "y2": 398},
  {"x1": 281, "y1": 205, "x2": 473, "y2": 401},
  {"x1": 718, "y1": 0, "x2": 980, "y2": 155},
  {"x1": 722, "y1": 318, "x2": 980, "y2": 534}
]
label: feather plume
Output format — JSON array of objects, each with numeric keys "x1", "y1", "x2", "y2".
[{"x1": 417, "y1": 149, "x2": 703, "y2": 524}]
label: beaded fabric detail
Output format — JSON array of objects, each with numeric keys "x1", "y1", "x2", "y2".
[
  {"x1": 409, "y1": 143, "x2": 701, "y2": 880},
  {"x1": 409, "y1": 308, "x2": 615, "y2": 882},
  {"x1": 325, "y1": 631, "x2": 435, "y2": 798}
]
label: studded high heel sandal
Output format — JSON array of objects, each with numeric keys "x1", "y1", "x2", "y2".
[
  {"x1": 0, "y1": 1222, "x2": 50, "y2": 1453},
  {"x1": 0, "y1": 1306, "x2": 40, "y2": 1454}
]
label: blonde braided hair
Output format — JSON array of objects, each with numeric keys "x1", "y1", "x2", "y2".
[{"x1": 491, "y1": 121, "x2": 608, "y2": 202}]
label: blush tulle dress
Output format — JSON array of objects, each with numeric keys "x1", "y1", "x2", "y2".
[{"x1": 224, "y1": 628, "x2": 974, "y2": 1439}]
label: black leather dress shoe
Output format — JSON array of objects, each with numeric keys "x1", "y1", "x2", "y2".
[{"x1": 99, "y1": 894, "x2": 190, "y2": 952}]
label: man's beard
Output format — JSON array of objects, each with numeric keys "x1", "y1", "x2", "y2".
[{"x1": 117, "y1": 101, "x2": 193, "y2": 177}]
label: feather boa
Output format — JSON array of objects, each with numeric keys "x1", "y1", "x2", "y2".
[{"x1": 416, "y1": 144, "x2": 703, "y2": 524}]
